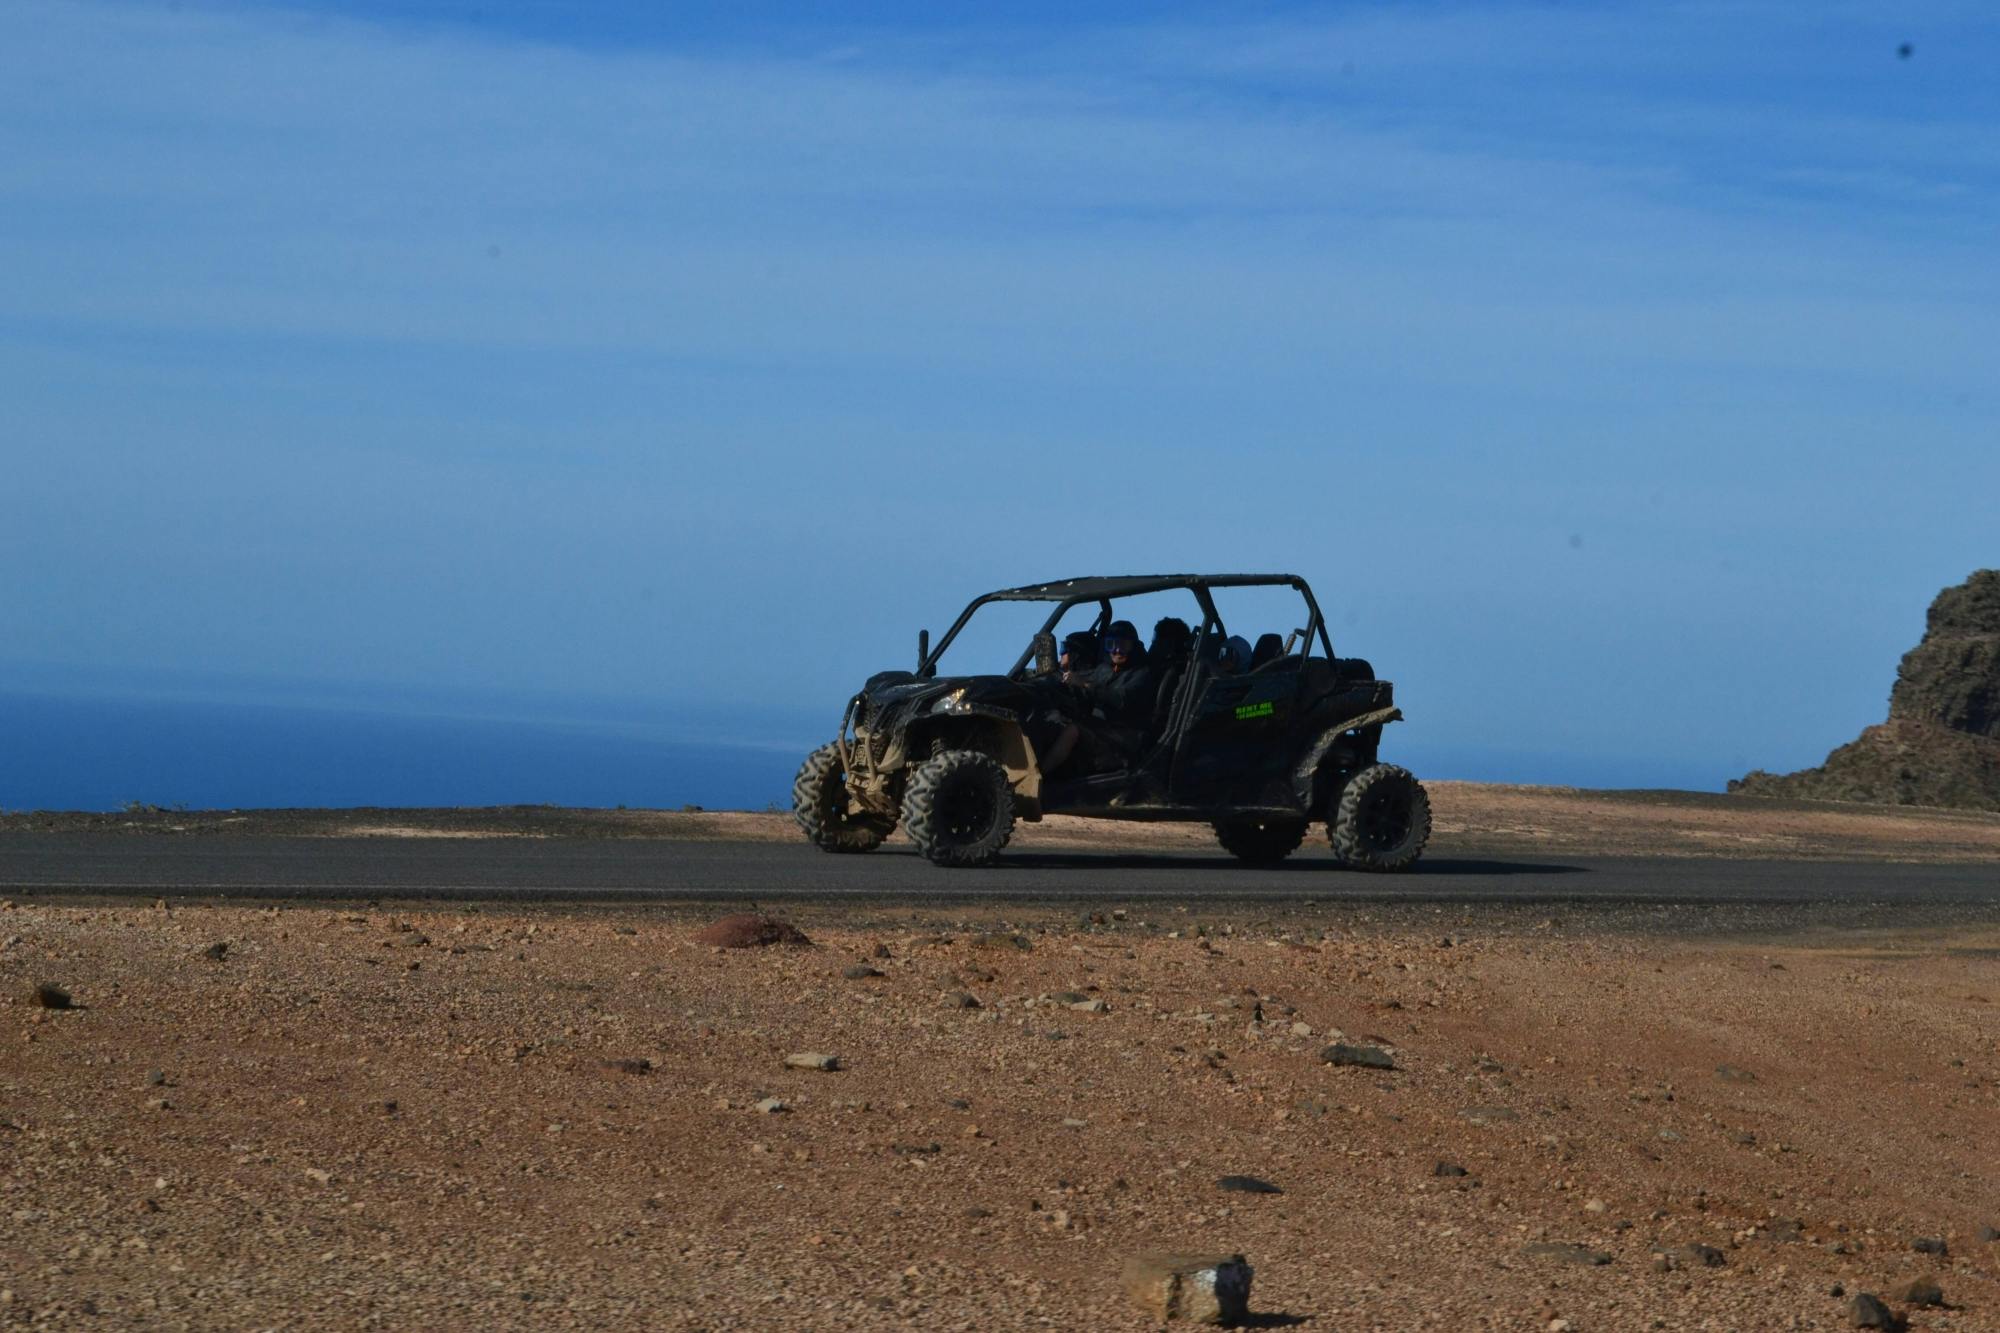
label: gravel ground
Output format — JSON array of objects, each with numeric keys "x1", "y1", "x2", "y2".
[
  {"x1": 5, "y1": 898, "x2": 2000, "y2": 1330},
  {"x1": 10, "y1": 783, "x2": 2000, "y2": 862}
]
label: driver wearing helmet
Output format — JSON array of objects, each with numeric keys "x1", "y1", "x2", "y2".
[{"x1": 1040, "y1": 619, "x2": 1155, "y2": 778}]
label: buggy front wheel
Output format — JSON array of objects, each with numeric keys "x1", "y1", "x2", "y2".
[{"x1": 902, "y1": 750, "x2": 1015, "y2": 867}]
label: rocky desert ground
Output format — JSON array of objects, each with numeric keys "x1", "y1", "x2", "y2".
[
  {"x1": 6, "y1": 872, "x2": 2000, "y2": 1329},
  {"x1": 13, "y1": 782, "x2": 2000, "y2": 863}
]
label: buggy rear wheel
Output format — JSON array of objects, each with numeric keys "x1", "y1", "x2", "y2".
[
  {"x1": 792, "y1": 743, "x2": 890, "y2": 853},
  {"x1": 1329, "y1": 763, "x2": 1430, "y2": 872},
  {"x1": 902, "y1": 749, "x2": 1015, "y2": 867},
  {"x1": 1213, "y1": 817, "x2": 1308, "y2": 865}
]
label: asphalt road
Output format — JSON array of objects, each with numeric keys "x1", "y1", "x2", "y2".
[{"x1": 3, "y1": 835, "x2": 1997, "y2": 926}]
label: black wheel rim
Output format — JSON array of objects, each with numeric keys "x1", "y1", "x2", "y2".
[
  {"x1": 936, "y1": 774, "x2": 996, "y2": 843},
  {"x1": 1356, "y1": 784, "x2": 1412, "y2": 851},
  {"x1": 819, "y1": 765, "x2": 856, "y2": 831}
]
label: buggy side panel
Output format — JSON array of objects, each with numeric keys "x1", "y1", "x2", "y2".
[
  {"x1": 898, "y1": 713, "x2": 1045, "y2": 820},
  {"x1": 1292, "y1": 707, "x2": 1402, "y2": 810},
  {"x1": 1171, "y1": 658, "x2": 1309, "y2": 807}
]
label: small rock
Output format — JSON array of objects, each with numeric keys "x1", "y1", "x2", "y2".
[
  {"x1": 1653, "y1": 1244, "x2": 1726, "y2": 1269},
  {"x1": 304, "y1": 1168, "x2": 332, "y2": 1185},
  {"x1": 941, "y1": 991, "x2": 980, "y2": 1009},
  {"x1": 144, "y1": 1070, "x2": 166, "y2": 1088},
  {"x1": 1911, "y1": 1236, "x2": 1947, "y2": 1256},
  {"x1": 1216, "y1": 1175, "x2": 1281, "y2": 1195},
  {"x1": 1458, "y1": 1105, "x2": 1519, "y2": 1124},
  {"x1": 1896, "y1": 1279, "x2": 1943, "y2": 1308},
  {"x1": 785, "y1": 1052, "x2": 840, "y2": 1072},
  {"x1": 842, "y1": 965, "x2": 884, "y2": 980},
  {"x1": 1583, "y1": 1198, "x2": 1607, "y2": 1215},
  {"x1": 201, "y1": 942, "x2": 229, "y2": 961},
  {"x1": 1978, "y1": 1224, "x2": 2000, "y2": 1243},
  {"x1": 694, "y1": 914, "x2": 811, "y2": 949},
  {"x1": 597, "y1": 1058, "x2": 652, "y2": 1078},
  {"x1": 1715, "y1": 1064, "x2": 1757, "y2": 1083},
  {"x1": 754, "y1": 1098, "x2": 788, "y2": 1114},
  {"x1": 1321, "y1": 1043, "x2": 1395, "y2": 1070},
  {"x1": 1047, "y1": 991, "x2": 1090, "y2": 1005},
  {"x1": 1068, "y1": 998, "x2": 1109, "y2": 1014},
  {"x1": 972, "y1": 932, "x2": 1032, "y2": 953},
  {"x1": 1520, "y1": 1242, "x2": 1611, "y2": 1266},
  {"x1": 1290, "y1": 1021, "x2": 1312, "y2": 1037},
  {"x1": 28, "y1": 984, "x2": 72, "y2": 1010},
  {"x1": 1432, "y1": 1162, "x2": 1469, "y2": 1178},
  {"x1": 1846, "y1": 1292, "x2": 1899, "y2": 1329},
  {"x1": 612, "y1": 926, "x2": 637, "y2": 935},
  {"x1": 1120, "y1": 1252, "x2": 1252, "y2": 1325},
  {"x1": 145, "y1": 1097, "x2": 170, "y2": 1112},
  {"x1": 376, "y1": 1099, "x2": 398, "y2": 1115}
]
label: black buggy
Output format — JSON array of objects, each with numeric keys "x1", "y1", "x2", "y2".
[{"x1": 792, "y1": 573, "x2": 1429, "y2": 870}]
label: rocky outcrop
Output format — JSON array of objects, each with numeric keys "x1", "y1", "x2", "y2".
[
  {"x1": 1732, "y1": 570, "x2": 2000, "y2": 811},
  {"x1": 1889, "y1": 570, "x2": 2000, "y2": 738}
]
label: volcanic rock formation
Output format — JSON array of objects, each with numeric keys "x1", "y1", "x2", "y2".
[{"x1": 1730, "y1": 570, "x2": 2000, "y2": 811}]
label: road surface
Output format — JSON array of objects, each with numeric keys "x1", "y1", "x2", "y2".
[{"x1": 3, "y1": 835, "x2": 1997, "y2": 926}]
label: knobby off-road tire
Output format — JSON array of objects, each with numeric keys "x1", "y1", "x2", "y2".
[
  {"x1": 1213, "y1": 817, "x2": 1308, "y2": 866},
  {"x1": 902, "y1": 749, "x2": 1015, "y2": 868},
  {"x1": 1328, "y1": 763, "x2": 1431, "y2": 872},
  {"x1": 792, "y1": 744, "x2": 889, "y2": 853}
]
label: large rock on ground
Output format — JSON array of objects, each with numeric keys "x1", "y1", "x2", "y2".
[
  {"x1": 1120, "y1": 1252, "x2": 1252, "y2": 1324},
  {"x1": 1732, "y1": 570, "x2": 2000, "y2": 811},
  {"x1": 693, "y1": 914, "x2": 812, "y2": 949}
]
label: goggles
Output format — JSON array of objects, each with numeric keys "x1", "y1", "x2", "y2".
[{"x1": 1102, "y1": 636, "x2": 1137, "y2": 655}]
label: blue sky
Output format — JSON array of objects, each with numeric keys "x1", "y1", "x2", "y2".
[{"x1": 3, "y1": 0, "x2": 1996, "y2": 796}]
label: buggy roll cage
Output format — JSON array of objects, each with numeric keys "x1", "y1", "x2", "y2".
[{"x1": 915, "y1": 574, "x2": 1337, "y2": 680}]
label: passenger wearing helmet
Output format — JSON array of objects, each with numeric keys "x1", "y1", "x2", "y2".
[
  {"x1": 1085, "y1": 620, "x2": 1154, "y2": 731},
  {"x1": 1057, "y1": 620, "x2": 1155, "y2": 772}
]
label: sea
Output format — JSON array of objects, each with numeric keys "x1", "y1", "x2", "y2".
[
  {"x1": 0, "y1": 679, "x2": 1723, "y2": 814},
  {"x1": 0, "y1": 688, "x2": 811, "y2": 813}
]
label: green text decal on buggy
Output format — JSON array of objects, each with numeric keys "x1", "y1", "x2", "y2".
[{"x1": 1233, "y1": 700, "x2": 1275, "y2": 721}]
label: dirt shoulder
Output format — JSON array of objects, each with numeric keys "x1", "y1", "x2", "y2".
[
  {"x1": 4, "y1": 902, "x2": 1998, "y2": 1329},
  {"x1": 9, "y1": 784, "x2": 1999, "y2": 863}
]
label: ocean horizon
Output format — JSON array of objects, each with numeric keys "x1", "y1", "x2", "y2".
[
  {"x1": 1, "y1": 677, "x2": 1728, "y2": 814},
  {"x1": 1, "y1": 688, "x2": 812, "y2": 814}
]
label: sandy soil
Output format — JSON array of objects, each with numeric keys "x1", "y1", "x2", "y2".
[
  {"x1": 10, "y1": 784, "x2": 2000, "y2": 863},
  {"x1": 5, "y1": 899, "x2": 1999, "y2": 1330}
]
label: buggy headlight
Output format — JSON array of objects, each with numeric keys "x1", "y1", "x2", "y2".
[{"x1": 933, "y1": 688, "x2": 970, "y2": 714}]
